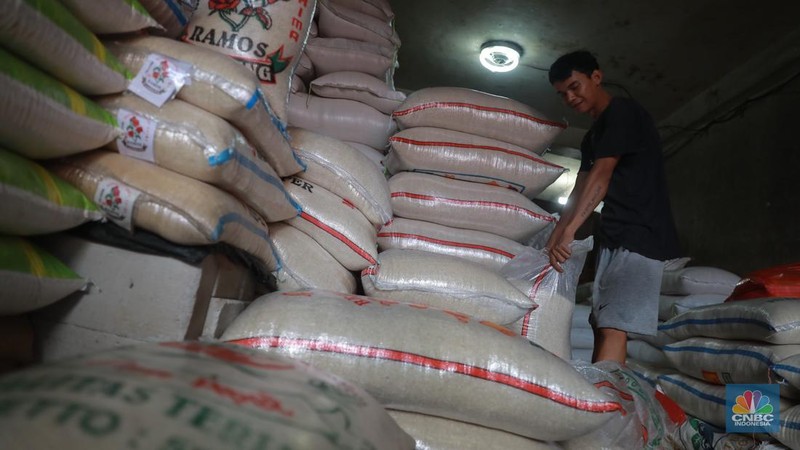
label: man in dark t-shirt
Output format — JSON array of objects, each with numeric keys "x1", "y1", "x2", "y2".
[{"x1": 546, "y1": 51, "x2": 680, "y2": 364}]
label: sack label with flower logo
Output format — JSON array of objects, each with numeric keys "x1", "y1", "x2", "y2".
[
  {"x1": 129, "y1": 53, "x2": 193, "y2": 107},
  {"x1": 93, "y1": 179, "x2": 142, "y2": 232},
  {"x1": 115, "y1": 109, "x2": 157, "y2": 163}
]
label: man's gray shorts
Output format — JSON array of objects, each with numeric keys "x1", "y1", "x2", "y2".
[{"x1": 589, "y1": 246, "x2": 663, "y2": 336}]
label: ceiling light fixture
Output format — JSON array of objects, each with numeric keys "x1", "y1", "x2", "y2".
[{"x1": 479, "y1": 40, "x2": 522, "y2": 73}]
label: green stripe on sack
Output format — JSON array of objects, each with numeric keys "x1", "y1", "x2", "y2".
[
  {"x1": 0, "y1": 236, "x2": 81, "y2": 280},
  {"x1": 21, "y1": 0, "x2": 132, "y2": 79},
  {"x1": 126, "y1": 0, "x2": 153, "y2": 18},
  {"x1": 0, "y1": 149, "x2": 100, "y2": 213},
  {"x1": 0, "y1": 47, "x2": 118, "y2": 128}
]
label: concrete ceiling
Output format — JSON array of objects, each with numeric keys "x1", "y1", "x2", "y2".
[{"x1": 388, "y1": 0, "x2": 800, "y2": 149}]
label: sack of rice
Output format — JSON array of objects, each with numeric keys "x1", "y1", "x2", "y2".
[
  {"x1": 0, "y1": 149, "x2": 103, "y2": 235},
  {"x1": 1, "y1": 0, "x2": 130, "y2": 95},
  {"x1": 60, "y1": 0, "x2": 161, "y2": 35},
  {"x1": 317, "y1": 0, "x2": 400, "y2": 49},
  {"x1": 182, "y1": 0, "x2": 316, "y2": 126},
  {"x1": 328, "y1": 0, "x2": 394, "y2": 21},
  {"x1": 393, "y1": 87, "x2": 566, "y2": 153},
  {"x1": 288, "y1": 93, "x2": 397, "y2": 150},
  {"x1": 377, "y1": 217, "x2": 527, "y2": 271},
  {"x1": 728, "y1": 263, "x2": 800, "y2": 301},
  {"x1": 658, "y1": 373, "x2": 792, "y2": 429},
  {"x1": 0, "y1": 48, "x2": 120, "y2": 159},
  {"x1": 625, "y1": 359, "x2": 678, "y2": 388},
  {"x1": 288, "y1": 127, "x2": 392, "y2": 226},
  {"x1": 295, "y1": 51, "x2": 315, "y2": 83},
  {"x1": 773, "y1": 404, "x2": 800, "y2": 449},
  {"x1": 627, "y1": 340, "x2": 673, "y2": 368},
  {"x1": 773, "y1": 354, "x2": 800, "y2": 392},
  {"x1": 659, "y1": 297, "x2": 800, "y2": 344},
  {"x1": 0, "y1": 236, "x2": 87, "y2": 316},
  {"x1": 386, "y1": 127, "x2": 565, "y2": 198},
  {"x1": 502, "y1": 238, "x2": 593, "y2": 359},
  {"x1": 222, "y1": 289, "x2": 623, "y2": 441},
  {"x1": 387, "y1": 410, "x2": 559, "y2": 450},
  {"x1": 663, "y1": 337, "x2": 800, "y2": 388},
  {"x1": 0, "y1": 340, "x2": 415, "y2": 449},
  {"x1": 563, "y1": 360, "x2": 676, "y2": 450},
  {"x1": 284, "y1": 176, "x2": 378, "y2": 271},
  {"x1": 311, "y1": 71, "x2": 406, "y2": 114},
  {"x1": 389, "y1": 172, "x2": 555, "y2": 243},
  {"x1": 98, "y1": 94, "x2": 299, "y2": 222},
  {"x1": 105, "y1": 35, "x2": 303, "y2": 177},
  {"x1": 269, "y1": 222, "x2": 357, "y2": 293},
  {"x1": 305, "y1": 37, "x2": 396, "y2": 80},
  {"x1": 661, "y1": 266, "x2": 741, "y2": 296},
  {"x1": 138, "y1": 0, "x2": 194, "y2": 38},
  {"x1": 628, "y1": 329, "x2": 677, "y2": 348},
  {"x1": 361, "y1": 249, "x2": 535, "y2": 325},
  {"x1": 49, "y1": 151, "x2": 278, "y2": 271},
  {"x1": 658, "y1": 293, "x2": 728, "y2": 321}
]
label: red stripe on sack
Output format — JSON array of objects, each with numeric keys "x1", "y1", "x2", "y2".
[
  {"x1": 300, "y1": 212, "x2": 376, "y2": 264},
  {"x1": 377, "y1": 232, "x2": 515, "y2": 258},
  {"x1": 361, "y1": 266, "x2": 378, "y2": 276},
  {"x1": 389, "y1": 136, "x2": 561, "y2": 168},
  {"x1": 519, "y1": 266, "x2": 550, "y2": 336},
  {"x1": 230, "y1": 336, "x2": 624, "y2": 414},
  {"x1": 391, "y1": 192, "x2": 555, "y2": 222},
  {"x1": 392, "y1": 102, "x2": 567, "y2": 129},
  {"x1": 594, "y1": 381, "x2": 635, "y2": 402}
]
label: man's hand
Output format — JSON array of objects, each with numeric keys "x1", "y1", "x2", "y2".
[{"x1": 546, "y1": 230, "x2": 575, "y2": 273}]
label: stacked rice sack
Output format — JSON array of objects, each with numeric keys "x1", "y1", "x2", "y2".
[
  {"x1": 367, "y1": 86, "x2": 569, "y2": 337},
  {"x1": 0, "y1": 0, "x2": 139, "y2": 317},
  {"x1": 625, "y1": 262, "x2": 740, "y2": 370},
  {"x1": 290, "y1": 0, "x2": 403, "y2": 162},
  {"x1": 268, "y1": 127, "x2": 391, "y2": 293},
  {"x1": 222, "y1": 289, "x2": 626, "y2": 446},
  {"x1": 653, "y1": 297, "x2": 800, "y2": 447},
  {"x1": 570, "y1": 304, "x2": 594, "y2": 362}
]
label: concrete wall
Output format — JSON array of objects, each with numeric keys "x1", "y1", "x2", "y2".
[{"x1": 663, "y1": 75, "x2": 800, "y2": 276}]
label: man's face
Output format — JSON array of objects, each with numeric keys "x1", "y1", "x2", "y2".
[{"x1": 552, "y1": 69, "x2": 602, "y2": 116}]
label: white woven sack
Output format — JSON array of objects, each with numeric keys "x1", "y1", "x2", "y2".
[
  {"x1": 269, "y1": 222, "x2": 357, "y2": 294},
  {"x1": 627, "y1": 340, "x2": 673, "y2": 368},
  {"x1": 289, "y1": 127, "x2": 392, "y2": 226},
  {"x1": 773, "y1": 354, "x2": 800, "y2": 392},
  {"x1": 663, "y1": 337, "x2": 800, "y2": 388},
  {"x1": 628, "y1": 329, "x2": 677, "y2": 348},
  {"x1": 661, "y1": 266, "x2": 741, "y2": 296},
  {"x1": 503, "y1": 239, "x2": 592, "y2": 360},
  {"x1": 571, "y1": 327, "x2": 594, "y2": 350},
  {"x1": 393, "y1": 87, "x2": 566, "y2": 153},
  {"x1": 0, "y1": 48, "x2": 120, "y2": 159},
  {"x1": 387, "y1": 410, "x2": 559, "y2": 450},
  {"x1": 288, "y1": 93, "x2": 397, "y2": 150},
  {"x1": 346, "y1": 141, "x2": 386, "y2": 168},
  {"x1": 99, "y1": 94, "x2": 299, "y2": 223},
  {"x1": 318, "y1": 0, "x2": 400, "y2": 49},
  {"x1": 377, "y1": 217, "x2": 527, "y2": 271},
  {"x1": 183, "y1": 0, "x2": 316, "y2": 125},
  {"x1": 328, "y1": 0, "x2": 394, "y2": 21},
  {"x1": 295, "y1": 51, "x2": 316, "y2": 84},
  {"x1": 387, "y1": 127, "x2": 565, "y2": 198},
  {"x1": 659, "y1": 297, "x2": 800, "y2": 344},
  {"x1": 389, "y1": 172, "x2": 555, "y2": 243},
  {"x1": 138, "y1": 0, "x2": 194, "y2": 38},
  {"x1": 305, "y1": 37, "x2": 396, "y2": 80},
  {"x1": 572, "y1": 303, "x2": 591, "y2": 329},
  {"x1": 50, "y1": 151, "x2": 278, "y2": 271},
  {"x1": 659, "y1": 374, "x2": 793, "y2": 429},
  {"x1": 773, "y1": 404, "x2": 800, "y2": 449},
  {"x1": 284, "y1": 176, "x2": 378, "y2": 271},
  {"x1": 60, "y1": 0, "x2": 161, "y2": 34},
  {"x1": 625, "y1": 359, "x2": 678, "y2": 389},
  {"x1": 221, "y1": 290, "x2": 623, "y2": 442},
  {"x1": 0, "y1": 341, "x2": 415, "y2": 450},
  {"x1": 290, "y1": 74, "x2": 306, "y2": 93},
  {"x1": 106, "y1": 36, "x2": 303, "y2": 177},
  {"x1": 1, "y1": 0, "x2": 130, "y2": 95},
  {"x1": 361, "y1": 249, "x2": 535, "y2": 325},
  {"x1": 658, "y1": 294, "x2": 728, "y2": 321},
  {"x1": 311, "y1": 71, "x2": 405, "y2": 114}
]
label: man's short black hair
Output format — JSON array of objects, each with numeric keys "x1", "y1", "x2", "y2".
[{"x1": 549, "y1": 50, "x2": 600, "y2": 84}]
